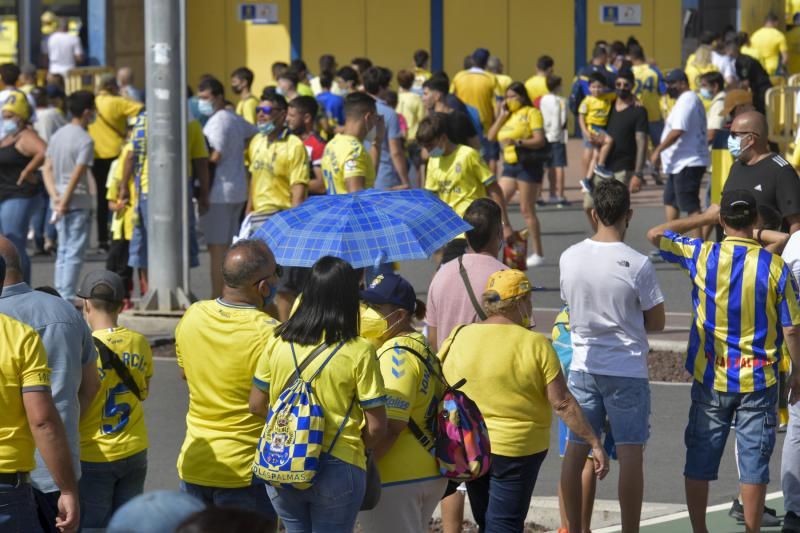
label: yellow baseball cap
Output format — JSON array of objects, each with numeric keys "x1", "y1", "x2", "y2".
[
  {"x1": 1, "y1": 92, "x2": 31, "y2": 121},
  {"x1": 484, "y1": 269, "x2": 532, "y2": 302}
]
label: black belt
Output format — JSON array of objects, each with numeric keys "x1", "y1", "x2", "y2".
[{"x1": 0, "y1": 472, "x2": 29, "y2": 485}]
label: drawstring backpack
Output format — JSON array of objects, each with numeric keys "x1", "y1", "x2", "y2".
[{"x1": 253, "y1": 340, "x2": 351, "y2": 489}]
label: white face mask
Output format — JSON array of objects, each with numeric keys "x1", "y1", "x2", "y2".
[{"x1": 365, "y1": 125, "x2": 377, "y2": 144}]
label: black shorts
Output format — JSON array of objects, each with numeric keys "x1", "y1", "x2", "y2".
[
  {"x1": 545, "y1": 141, "x2": 568, "y2": 168},
  {"x1": 663, "y1": 166, "x2": 705, "y2": 214},
  {"x1": 503, "y1": 161, "x2": 544, "y2": 183}
]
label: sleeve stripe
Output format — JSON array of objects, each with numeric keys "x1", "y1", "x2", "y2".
[
  {"x1": 21, "y1": 385, "x2": 50, "y2": 393},
  {"x1": 360, "y1": 395, "x2": 387, "y2": 408},
  {"x1": 251, "y1": 377, "x2": 270, "y2": 392}
]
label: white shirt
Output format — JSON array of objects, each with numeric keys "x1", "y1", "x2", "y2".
[
  {"x1": 47, "y1": 31, "x2": 83, "y2": 75},
  {"x1": 560, "y1": 239, "x2": 664, "y2": 379},
  {"x1": 782, "y1": 232, "x2": 800, "y2": 283},
  {"x1": 661, "y1": 90, "x2": 710, "y2": 175},
  {"x1": 539, "y1": 94, "x2": 568, "y2": 143},
  {"x1": 712, "y1": 50, "x2": 738, "y2": 82},
  {"x1": 202, "y1": 109, "x2": 257, "y2": 204}
]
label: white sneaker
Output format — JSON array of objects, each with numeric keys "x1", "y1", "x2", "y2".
[{"x1": 526, "y1": 254, "x2": 545, "y2": 267}]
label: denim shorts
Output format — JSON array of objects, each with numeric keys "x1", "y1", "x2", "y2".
[
  {"x1": 582, "y1": 125, "x2": 608, "y2": 148},
  {"x1": 502, "y1": 161, "x2": 544, "y2": 183},
  {"x1": 663, "y1": 166, "x2": 705, "y2": 214},
  {"x1": 567, "y1": 370, "x2": 651, "y2": 446},
  {"x1": 684, "y1": 381, "x2": 777, "y2": 484},
  {"x1": 545, "y1": 141, "x2": 568, "y2": 168},
  {"x1": 480, "y1": 138, "x2": 500, "y2": 162}
]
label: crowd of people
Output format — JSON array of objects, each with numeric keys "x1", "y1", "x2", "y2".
[{"x1": 6, "y1": 8, "x2": 800, "y2": 533}]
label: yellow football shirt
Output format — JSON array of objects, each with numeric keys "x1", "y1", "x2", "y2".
[
  {"x1": 253, "y1": 336, "x2": 386, "y2": 470},
  {"x1": 106, "y1": 143, "x2": 136, "y2": 241},
  {"x1": 397, "y1": 90, "x2": 427, "y2": 140},
  {"x1": 236, "y1": 95, "x2": 258, "y2": 125},
  {"x1": 451, "y1": 69, "x2": 497, "y2": 132},
  {"x1": 0, "y1": 315, "x2": 50, "y2": 473},
  {"x1": 188, "y1": 120, "x2": 209, "y2": 160},
  {"x1": 685, "y1": 62, "x2": 718, "y2": 92},
  {"x1": 494, "y1": 73, "x2": 513, "y2": 100},
  {"x1": 439, "y1": 323, "x2": 562, "y2": 457},
  {"x1": 578, "y1": 93, "x2": 615, "y2": 128},
  {"x1": 632, "y1": 63, "x2": 663, "y2": 122},
  {"x1": 80, "y1": 327, "x2": 153, "y2": 462},
  {"x1": 497, "y1": 106, "x2": 544, "y2": 164},
  {"x1": 413, "y1": 67, "x2": 432, "y2": 91},
  {"x1": 176, "y1": 299, "x2": 280, "y2": 488},
  {"x1": 298, "y1": 83, "x2": 315, "y2": 97},
  {"x1": 89, "y1": 91, "x2": 144, "y2": 159},
  {"x1": 248, "y1": 130, "x2": 309, "y2": 215},
  {"x1": 750, "y1": 26, "x2": 788, "y2": 75},
  {"x1": 375, "y1": 332, "x2": 442, "y2": 485},
  {"x1": 425, "y1": 145, "x2": 494, "y2": 217},
  {"x1": 787, "y1": 27, "x2": 800, "y2": 75},
  {"x1": 524, "y1": 74, "x2": 548, "y2": 102},
  {"x1": 321, "y1": 134, "x2": 375, "y2": 195}
]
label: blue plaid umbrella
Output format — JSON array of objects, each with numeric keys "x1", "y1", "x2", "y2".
[{"x1": 252, "y1": 189, "x2": 472, "y2": 268}]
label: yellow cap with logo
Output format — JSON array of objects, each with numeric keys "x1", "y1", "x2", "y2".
[
  {"x1": 484, "y1": 269, "x2": 532, "y2": 302},
  {"x1": 2, "y1": 91, "x2": 30, "y2": 121}
]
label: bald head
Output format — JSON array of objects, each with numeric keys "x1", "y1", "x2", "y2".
[
  {"x1": 731, "y1": 111, "x2": 769, "y2": 152},
  {"x1": 222, "y1": 240, "x2": 274, "y2": 289},
  {"x1": 0, "y1": 235, "x2": 22, "y2": 285}
]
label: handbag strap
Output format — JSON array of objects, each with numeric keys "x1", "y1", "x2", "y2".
[
  {"x1": 93, "y1": 337, "x2": 144, "y2": 401},
  {"x1": 458, "y1": 256, "x2": 487, "y2": 321}
]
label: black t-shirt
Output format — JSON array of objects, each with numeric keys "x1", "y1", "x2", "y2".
[
  {"x1": 723, "y1": 154, "x2": 800, "y2": 228},
  {"x1": 605, "y1": 102, "x2": 648, "y2": 172},
  {"x1": 735, "y1": 55, "x2": 772, "y2": 113},
  {"x1": 446, "y1": 110, "x2": 478, "y2": 146}
]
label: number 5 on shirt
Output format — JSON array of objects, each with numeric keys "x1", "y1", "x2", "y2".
[{"x1": 102, "y1": 383, "x2": 131, "y2": 434}]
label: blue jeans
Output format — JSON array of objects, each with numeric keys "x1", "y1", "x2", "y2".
[
  {"x1": 29, "y1": 190, "x2": 56, "y2": 250},
  {"x1": 267, "y1": 454, "x2": 366, "y2": 533},
  {"x1": 465, "y1": 451, "x2": 548, "y2": 533},
  {"x1": 79, "y1": 450, "x2": 147, "y2": 530},
  {"x1": 180, "y1": 476, "x2": 276, "y2": 519},
  {"x1": 128, "y1": 195, "x2": 147, "y2": 269},
  {"x1": 54, "y1": 208, "x2": 91, "y2": 301},
  {"x1": 684, "y1": 380, "x2": 777, "y2": 484},
  {"x1": 0, "y1": 480, "x2": 43, "y2": 533},
  {"x1": 648, "y1": 120, "x2": 665, "y2": 147},
  {"x1": 0, "y1": 196, "x2": 35, "y2": 283}
]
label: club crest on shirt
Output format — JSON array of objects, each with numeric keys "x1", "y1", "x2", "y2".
[
  {"x1": 617, "y1": 260, "x2": 630, "y2": 268},
  {"x1": 344, "y1": 159, "x2": 356, "y2": 172}
]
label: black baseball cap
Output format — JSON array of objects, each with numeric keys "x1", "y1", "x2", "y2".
[
  {"x1": 360, "y1": 272, "x2": 417, "y2": 313},
  {"x1": 720, "y1": 189, "x2": 757, "y2": 217},
  {"x1": 665, "y1": 68, "x2": 688, "y2": 84},
  {"x1": 77, "y1": 270, "x2": 126, "y2": 303}
]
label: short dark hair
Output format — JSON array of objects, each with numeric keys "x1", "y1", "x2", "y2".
[
  {"x1": 221, "y1": 240, "x2": 271, "y2": 288},
  {"x1": 198, "y1": 77, "x2": 224, "y2": 97},
  {"x1": 627, "y1": 43, "x2": 645, "y2": 61},
  {"x1": 464, "y1": 198, "x2": 502, "y2": 252},
  {"x1": 67, "y1": 90, "x2": 95, "y2": 117},
  {"x1": 319, "y1": 71, "x2": 334, "y2": 90},
  {"x1": 397, "y1": 69, "x2": 414, "y2": 90},
  {"x1": 507, "y1": 82, "x2": 533, "y2": 107},
  {"x1": 384, "y1": 89, "x2": 398, "y2": 109},
  {"x1": 264, "y1": 92, "x2": 288, "y2": 110},
  {"x1": 343, "y1": 91, "x2": 376, "y2": 121},
  {"x1": 537, "y1": 55, "x2": 554, "y2": 71},
  {"x1": 415, "y1": 112, "x2": 448, "y2": 144},
  {"x1": 351, "y1": 57, "x2": 373, "y2": 73},
  {"x1": 289, "y1": 95, "x2": 318, "y2": 118},
  {"x1": 271, "y1": 61, "x2": 288, "y2": 78},
  {"x1": 546, "y1": 75, "x2": 562, "y2": 92},
  {"x1": 362, "y1": 66, "x2": 387, "y2": 95},
  {"x1": 422, "y1": 73, "x2": 449, "y2": 94},
  {"x1": 413, "y1": 49, "x2": 429, "y2": 68},
  {"x1": 0, "y1": 63, "x2": 20, "y2": 85},
  {"x1": 176, "y1": 506, "x2": 274, "y2": 533},
  {"x1": 610, "y1": 40, "x2": 627, "y2": 57},
  {"x1": 616, "y1": 68, "x2": 635, "y2": 85},
  {"x1": 319, "y1": 54, "x2": 336, "y2": 76},
  {"x1": 766, "y1": 12, "x2": 780, "y2": 24},
  {"x1": 278, "y1": 69, "x2": 300, "y2": 87},
  {"x1": 336, "y1": 66, "x2": 359, "y2": 85},
  {"x1": 463, "y1": 55, "x2": 475, "y2": 70},
  {"x1": 699, "y1": 30, "x2": 718, "y2": 46},
  {"x1": 588, "y1": 72, "x2": 608, "y2": 87},
  {"x1": 700, "y1": 71, "x2": 725, "y2": 91},
  {"x1": 592, "y1": 45, "x2": 608, "y2": 59},
  {"x1": 593, "y1": 179, "x2": 630, "y2": 226},
  {"x1": 276, "y1": 256, "x2": 360, "y2": 345},
  {"x1": 723, "y1": 207, "x2": 758, "y2": 230},
  {"x1": 230, "y1": 67, "x2": 254, "y2": 87},
  {"x1": 88, "y1": 297, "x2": 122, "y2": 314},
  {"x1": 290, "y1": 59, "x2": 308, "y2": 75}
]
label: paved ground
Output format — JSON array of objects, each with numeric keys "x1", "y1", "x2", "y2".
[{"x1": 25, "y1": 139, "x2": 787, "y2": 531}]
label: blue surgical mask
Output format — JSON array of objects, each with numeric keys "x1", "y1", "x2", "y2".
[
  {"x1": 727, "y1": 134, "x2": 742, "y2": 158},
  {"x1": 429, "y1": 146, "x2": 445, "y2": 158},
  {"x1": 197, "y1": 99, "x2": 214, "y2": 117},
  {"x1": 262, "y1": 281, "x2": 278, "y2": 308},
  {"x1": 258, "y1": 121, "x2": 275, "y2": 135},
  {"x1": 2, "y1": 120, "x2": 18, "y2": 136},
  {"x1": 699, "y1": 87, "x2": 713, "y2": 100}
]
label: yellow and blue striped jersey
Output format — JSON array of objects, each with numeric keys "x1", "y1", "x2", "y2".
[{"x1": 660, "y1": 231, "x2": 800, "y2": 392}]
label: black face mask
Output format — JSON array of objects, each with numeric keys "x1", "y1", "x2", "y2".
[
  {"x1": 666, "y1": 87, "x2": 681, "y2": 99},
  {"x1": 616, "y1": 88, "x2": 632, "y2": 99}
]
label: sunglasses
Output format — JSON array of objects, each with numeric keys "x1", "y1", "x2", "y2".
[{"x1": 256, "y1": 106, "x2": 273, "y2": 114}]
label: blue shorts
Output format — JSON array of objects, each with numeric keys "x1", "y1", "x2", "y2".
[
  {"x1": 583, "y1": 125, "x2": 608, "y2": 148},
  {"x1": 684, "y1": 381, "x2": 777, "y2": 484},
  {"x1": 502, "y1": 161, "x2": 544, "y2": 183},
  {"x1": 545, "y1": 141, "x2": 567, "y2": 168},
  {"x1": 480, "y1": 138, "x2": 500, "y2": 162},
  {"x1": 567, "y1": 370, "x2": 651, "y2": 446},
  {"x1": 663, "y1": 165, "x2": 705, "y2": 214},
  {"x1": 648, "y1": 120, "x2": 664, "y2": 147}
]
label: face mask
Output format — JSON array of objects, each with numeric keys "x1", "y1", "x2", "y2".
[
  {"x1": 666, "y1": 87, "x2": 681, "y2": 99},
  {"x1": 258, "y1": 121, "x2": 275, "y2": 135},
  {"x1": 275, "y1": 87, "x2": 285, "y2": 96},
  {"x1": 727, "y1": 134, "x2": 744, "y2": 159},
  {"x1": 360, "y1": 304, "x2": 387, "y2": 348},
  {"x1": 429, "y1": 146, "x2": 445, "y2": 158},
  {"x1": 262, "y1": 281, "x2": 278, "y2": 308},
  {"x1": 365, "y1": 125, "x2": 377, "y2": 144},
  {"x1": 333, "y1": 85, "x2": 348, "y2": 97},
  {"x1": 616, "y1": 88, "x2": 632, "y2": 99},
  {"x1": 506, "y1": 99, "x2": 522, "y2": 112},
  {"x1": 378, "y1": 309, "x2": 404, "y2": 340},
  {"x1": 699, "y1": 87, "x2": 712, "y2": 100},
  {"x1": 231, "y1": 85, "x2": 243, "y2": 95},
  {"x1": 197, "y1": 99, "x2": 214, "y2": 116},
  {"x1": 2, "y1": 120, "x2": 18, "y2": 136}
]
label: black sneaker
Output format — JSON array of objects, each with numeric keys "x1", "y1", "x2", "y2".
[
  {"x1": 729, "y1": 498, "x2": 745, "y2": 521},
  {"x1": 729, "y1": 498, "x2": 782, "y2": 527},
  {"x1": 784, "y1": 510, "x2": 800, "y2": 532}
]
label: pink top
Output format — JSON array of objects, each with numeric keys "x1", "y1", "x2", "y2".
[{"x1": 425, "y1": 253, "x2": 508, "y2": 348}]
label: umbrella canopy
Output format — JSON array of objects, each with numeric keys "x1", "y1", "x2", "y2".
[{"x1": 252, "y1": 189, "x2": 472, "y2": 268}]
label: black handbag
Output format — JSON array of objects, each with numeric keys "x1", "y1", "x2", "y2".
[
  {"x1": 360, "y1": 451, "x2": 382, "y2": 510},
  {"x1": 515, "y1": 140, "x2": 552, "y2": 168}
]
